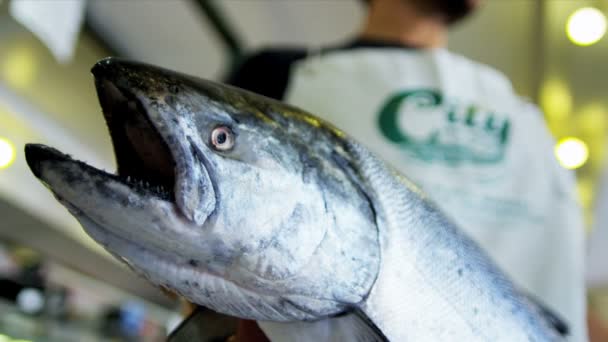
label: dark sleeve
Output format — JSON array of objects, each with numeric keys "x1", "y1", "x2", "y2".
[{"x1": 224, "y1": 49, "x2": 307, "y2": 101}]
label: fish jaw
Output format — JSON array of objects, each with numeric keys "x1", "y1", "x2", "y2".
[{"x1": 23, "y1": 144, "x2": 207, "y2": 260}]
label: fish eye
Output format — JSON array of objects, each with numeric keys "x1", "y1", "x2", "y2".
[{"x1": 210, "y1": 126, "x2": 234, "y2": 151}]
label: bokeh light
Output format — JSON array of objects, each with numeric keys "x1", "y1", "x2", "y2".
[
  {"x1": 567, "y1": 7, "x2": 607, "y2": 46},
  {"x1": 2, "y1": 46, "x2": 37, "y2": 90},
  {"x1": 577, "y1": 104, "x2": 607, "y2": 137},
  {"x1": 16, "y1": 288, "x2": 44, "y2": 314},
  {"x1": 540, "y1": 78, "x2": 572, "y2": 121},
  {"x1": 0, "y1": 137, "x2": 16, "y2": 169},
  {"x1": 555, "y1": 137, "x2": 589, "y2": 170}
]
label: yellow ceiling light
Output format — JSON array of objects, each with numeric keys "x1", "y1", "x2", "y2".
[
  {"x1": 555, "y1": 137, "x2": 589, "y2": 169},
  {"x1": 0, "y1": 137, "x2": 16, "y2": 169},
  {"x1": 567, "y1": 7, "x2": 607, "y2": 46},
  {"x1": 540, "y1": 79, "x2": 572, "y2": 121},
  {"x1": 2, "y1": 46, "x2": 37, "y2": 90}
]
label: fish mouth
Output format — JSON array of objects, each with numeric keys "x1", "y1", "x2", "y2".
[
  {"x1": 26, "y1": 58, "x2": 216, "y2": 227},
  {"x1": 25, "y1": 63, "x2": 180, "y2": 209},
  {"x1": 24, "y1": 143, "x2": 175, "y2": 203},
  {"x1": 94, "y1": 76, "x2": 176, "y2": 202}
]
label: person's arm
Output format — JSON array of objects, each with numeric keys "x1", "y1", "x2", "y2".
[
  {"x1": 227, "y1": 319, "x2": 270, "y2": 342},
  {"x1": 588, "y1": 308, "x2": 608, "y2": 342}
]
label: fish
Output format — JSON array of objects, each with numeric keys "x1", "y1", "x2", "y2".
[{"x1": 25, "y1": 58, "x2": 567, "y2": 341}]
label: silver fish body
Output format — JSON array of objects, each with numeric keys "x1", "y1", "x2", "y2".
[
  {"x1": 260, "y1": 143, "x2": 564, "y2": 341},
  {"x1": 25, "y1": 58, "x2": 564, "y2": 341}
]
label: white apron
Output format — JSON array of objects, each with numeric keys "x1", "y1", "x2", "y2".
[{"x1": 284, "y1": 48, "x2": 587, "y2": 341}]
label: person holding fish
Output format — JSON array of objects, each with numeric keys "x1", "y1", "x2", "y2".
[{"x1": 227, "y1": 0, "x2": 587, "y2": 340}]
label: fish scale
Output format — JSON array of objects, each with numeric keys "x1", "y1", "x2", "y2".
[{"x1": 348, "y1": 141, "x2": 562, "y2": 341}]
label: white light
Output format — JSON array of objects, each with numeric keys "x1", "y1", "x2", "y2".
[
  {"x1": 555, "y1": 137, "x2": 589, "y2": 169},
  {"x1": 567, "y1": 7, "x2": 607, "y2": 46},
  {"x1": 16, "y1": 288, "x2": 44, "y2": 314},
  {"x1": 0, "y1": 137, "x2": 16, "y2": 169}
]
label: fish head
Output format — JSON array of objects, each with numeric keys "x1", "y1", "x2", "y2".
[{"x1": 25, "y1": 58, "x2": 380, "y2": 321}]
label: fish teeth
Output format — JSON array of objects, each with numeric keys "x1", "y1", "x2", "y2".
[{"x1": 116, "y1": 174, "x2": 171, "y2": 199}]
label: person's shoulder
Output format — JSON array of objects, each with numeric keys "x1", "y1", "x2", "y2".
[
  {"x1": 234, "y1": 47, "x2": 309, "y2": 73},
  {"x1": 224, "y1": 47, "x2": 308, "y2": 100},
  {"x1": 442, "y1": 50, "x2": 515, "y2": 96}
]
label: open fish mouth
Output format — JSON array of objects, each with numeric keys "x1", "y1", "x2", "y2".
[
  {"x1": 25, "y1": 65, "x2": 179, "y2": 207},
  {"x1": 27, "y1": 57, "x2": 216, "y2": 227},
  {"x1": 93, "y1": 76, "x2": 176, "y2": 201},
  {"x1": 24, "y1": 143, "x2": 174, "y2": 202}
]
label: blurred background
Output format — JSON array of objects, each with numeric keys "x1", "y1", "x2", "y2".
[{"x1": 0, "y1": 0, "x2": 607, "y2": 341}]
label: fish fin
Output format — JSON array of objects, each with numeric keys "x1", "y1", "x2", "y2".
[
  {"x1": 349, "y1": 308, "x2": 390, "y2": 342},
  {"x1": 167, "y1": 306, "x2": 238, "y2": 342},
  {"x1": 523, "y1": 293, "x2": 569, "y2": 336},
  {"x1": 258, "y1": 310, "x2": 388, "y2": 342}
]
